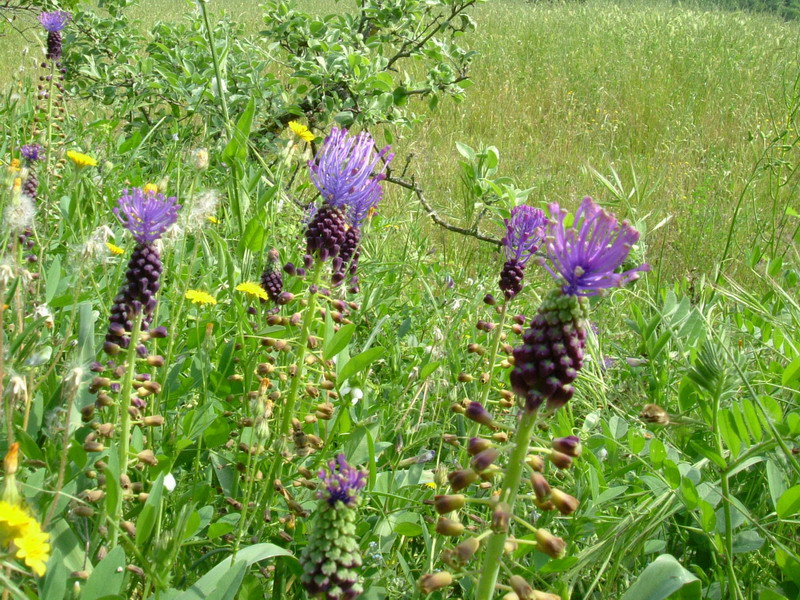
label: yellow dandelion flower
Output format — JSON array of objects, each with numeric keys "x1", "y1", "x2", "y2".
[
  {"x1": 0, "y1": 501, "x2": 32, "y2": 530},
  {"x1": 67, "y1": 151, "x2": 97, "y2": 168},
  {"x1": 13, "y1": 521, "x2": 50, "y2": 576},
  {"x1": 142, "y1": 183, "x2": 159, "y2": 195},
  {"x1": 207, "y1": 216, "x2": 219, "y2": 224},
  {"x1": 10, "y1": 158, "x2": 21, "y2": 171},
  {"x1": 106, "y1": 242, "x2": 124, "y2": 256},
  {"x1": 185, "y1": 290, "x2": 217, "y2": 306},
  {"x1": 12, "y1": 177, "x2": 22, "y2": 193},
  {"x1": 425, "y1": 481, "x2": 436, "y2": 489},
  {"x1": 288, "y1": 121, "x2": 316, "y2": 144},
  {"x1": 235, "y1": 282, "x2": 268, "y2": 301}
]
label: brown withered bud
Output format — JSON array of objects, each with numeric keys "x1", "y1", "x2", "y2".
[
  {"x1": 137, "y1": 449, "x2": 158, "y2": 467},
  {"x1": 307, "y1": 435, "x2": 324, "y2": 449},
  {"x1": 467, "y1": 343, "x2": 485, "y2": 355},
  {"x1": 479, "y1": 373, "x2": 491, "y2": 384},
  {"x1": 121, "y1": 521, "x2": 136, "y2": 537},
  {"x1": 549, "y1": 451, "x2": 573, "y2": 470},
  {"x1": 320, "y1": 380, "x2": 335, "y2": 390},
  {"x1": 492, "y1": 501, "x2": 511, "y2": 533},
  {"x1": 83, "y1": 441, "x2": 104, "y2": 452},
  {"x1": 435, "y1": 517, "x2": 465, "y2": 537},
  {"x1": 126, "y1": 565, "x2": 144, "y2": 577},
  {"x1": 457, "y1": 372, "x2": 474, "y2": 383},
  {"x1": 434, "y1": 494, "x2": 466, "y2": 514},
  {"x1": 640, "y1": 403, "x2": 670, "y2": 426},
  {"x1": 273, "y1": 340, "x2": 290, "y2": 352},
  {"x1": 532, "y1": 592, "x2": 561, "y2": 600},
  {"x1": 512, "y1": 323, "x2": 524, "y2": 335},
  {"x1": 307, "y1": 336, "x2": 320, "y2": 350},
  {"x1": 257, "y1": 363, "x2": 274, "y2": 376},
  {"x1": 448, "y1": 469, "x2": 478, "y2": 492},
  {"x1": 89, "y1": 377, "x2": 110, "y2": 392},
  {"x1": 492, "y1": 432, "x2": 509, "y2": 443},
  {"x1": 83, "y1": 489, "x2": 105, "y2": 503},
  {"x1": 550, "y1": 488, "x2": 580, "y2": 516},
  {"x1": 305, "y1": 384, "x2": 320, "y2": 398},
  {"x1": 455, "y1": 537, "x2": 480, "y2": 563},
  {"x1": 80, "y1": 405, "x2": 96, "y2": 421},
  {"x1": 443, "y1": 434, "x2": 460, "y2": 447},
  {"x1": 304, "y1": 415, "x2": 318, "y2": 424},
  {"x1": 499, "y1": 398, "x2": 514, "y2": 408},
  {"x1": 471, "y1": 448, "x2": 500, "y2": 472},
  {"x1": 72, "y1": 505, "x2": 94, "y2": 518},
  {"x1": 467, "y1": 437, "x2": 492, "y2": 456},
  {"x1": 95, "y1": 423, "x2": 115, "y2": 438},
  {"x1": 228, "y1": 374, "x2": 244, "y2": 383},
  {"x1": 530, "y1": 473, "x2": 551, "y2": 502},
  {"x1": 96, "y1": 546, "x2": 108, "y2": 562},
  {"x1": 142, "y1": 415, "x2": 165, "y2": 427},
  {"x1": 418, "y1": 572, "x2": 453, "y2": 594},
  {"x1": 119, "y1": 474, "x2": 132, "y2": 490},
  {"x1": 143, "y1": 381, "x2": 162, "y2": 394},
  {"x1": 96, "y1": 392, "x2": 114, "y2": 407},
  {"x1": 535, "y1": 529, "x2": 566, "y2": 559},
  {"x1": 500, "y1": 389, "x2": 514, "y2": 401},
  {"x1": 138, "y1": 493, "x2": 149, "y2": 503},
  {"x1": 510, "y1": 575, "x2": 535, "y2": 600},
  {"x1": 146, "y1": 355, "x2": 165, "y2": 367},
  {"x1": 527, "y1": 455, "x2": 545, "y2": 472},
  {"x1": 267, "y1": 315, "x2": 283, "y2": 326},
  {"x1": 503, "y1": 343, "x2": 515, "y2": 354},
  {"x1": 288, "y1": 365, "x2": 298, "y2": 377}
]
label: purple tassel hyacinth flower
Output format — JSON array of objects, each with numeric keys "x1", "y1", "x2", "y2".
[
  {"x1": 498, "y1": 205, "x2": 547, "y2": 299},
  {"x1": 260, "y1": 248, "x2": 283, "y2": 303},
  {"x1": 305, "y1": 128, "x2": 393, "y2": 264},
  {"x1": 104, "y1": 188, "x2": 180, "y2": 354},
  {"x1": 510, "y1": 197, "x2": 648, "y2": 413},
  {"x1": 301, "y1": 455, "x2": 367, "y2": 599},
  {"x1": 38, "y1": 11, "x2": 71, "y2": 62}
]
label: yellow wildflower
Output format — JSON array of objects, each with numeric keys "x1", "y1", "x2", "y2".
[
  {"x1": 12, "y1": 177, "x2": 22, "y2": 193},
  {"x1": 106, "y1": 242, "x2": 124, "y2": 256},
  {"x1": 0, "y1": 501, "x2": 50, "y2": 576},
  {"x1": 185, "y1": 290, "x2": 217, "y2": 306},
  {"x1": 67, "y1": 151, "x2": 97, "y2": 168},
  {"x1": 143, "y1": 183, "x2": 159, "y2": 195},
  {"x1": 10, "y1": 158, "x2": 21, "y2": 171},
  {"x1": 207, "y1": 216, "x2": 219, "y2": 224},
  {"x1": 235, "y1": 282, "x2": 268, "y2": 301},
  {"x1": 288, "y1": 121, "x2": 315, "y2": 143}
]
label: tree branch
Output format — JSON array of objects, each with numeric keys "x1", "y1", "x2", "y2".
[{"x1": 386, "y1": 170, "x2": 502, "y2": 247}]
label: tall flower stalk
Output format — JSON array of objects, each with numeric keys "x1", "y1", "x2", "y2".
[
  {"x1": 472, "y1": 197, "x2": 648, "y2": 599},
  {"x1": 99, "y1": 187, "x2": 179, "y2": 547}
]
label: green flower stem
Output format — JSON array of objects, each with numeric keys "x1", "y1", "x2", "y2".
[
  {"x1": 478, "y1": 300, "x2": 510, "y2": 407},
  {"x1": 280, "y1": 259, "x2": 323, "y2": 436},
  {"x1": 199, "y1": 0, "x2": 232, "y2": 136},
  {"x1": 0, "y1": 281, "x2": 8, "y2": 443},
  {"x1": 474, "y1": 407, "x2": 539, "y2": 600},
  {"x1": 43, "y1": 62, "x2": 56, "y2": 192},
  {"x1": 111, "y1": 314, "x2": 143, "y2": 549}
]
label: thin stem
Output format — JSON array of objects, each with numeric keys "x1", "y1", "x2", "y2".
[
  {"x1": 199, "y1": 0, "x2": 232, "y2": 137},
  {"x1": 42, "y1": 379, "x2": 80, "y2": 529},
  {"x1": 0, "y1": 281, "x2": 8, "y2": 443},
  {"x1": 474, "y1": 407, "x2": 538, "y2": 600},
  {"x1": 478, "y1": 300, "x2": 510, "y2": 408},
  {"x1": 110, "y1": 314, "x2": 143, "y2": 549}
]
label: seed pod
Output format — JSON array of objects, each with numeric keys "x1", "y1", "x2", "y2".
[
  {"x1": 552, "y1": 435, "x2": 582, "y2": 457},
  {"x1": 137, "y1": 449, "x2": 158, "y2": 466},
  {"x1": 530, "y1": 473, "x2": 551, "y2": 502},
  {"x1": 549, "y1": 451, "x2": 573, "y2": 470},
  {"x1": 550, "y1": 488, "x2": 580, "y2": 515},
  {"x1": 142, "y1": 415, "x2": 164, "y2": 426},
  {"x1": 467, "y1": 437, "x2": 492, "y2": 456},
  {"x1": 535, "y1": 528, "x2": 566, "y2": 559},
  {"x1": 455, "y1": 537, "x2": 480, "y2": 563},
  {"x1": 510, "y1": 575, "x2": 535, "y2": 600},
  {"x1": 121, "y1": 521, "x2": 136, "y2": 537}
]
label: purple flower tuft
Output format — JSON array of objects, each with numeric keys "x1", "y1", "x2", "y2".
[
  {"x1": 318, "y1": 454, "x2": 366, "y2": 507},
  {"x1": 38, "y1": 11, "x2": 71, "y2": 33},
  {"x1": 502, "y1": 205, "x2": 547, "y2": 265},
  {"x1": 20, "y1": 144, "x2": 43, "y2": 162},
  {"x1": 114, "y1": 188, "x2": 180, "y2": 244},
  {"x1": 308, "y1": 127, "x2": 393, "y2": 212},
  {"x1": 542, "y1": 197, "x2": 648, "y2": 296}
]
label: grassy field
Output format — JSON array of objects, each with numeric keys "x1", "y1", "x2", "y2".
[{"x1": 3, "y1": 0, "x2": 800, "y2": 279}]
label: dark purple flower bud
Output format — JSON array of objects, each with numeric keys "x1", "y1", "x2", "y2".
[
  {"x1": 530, "y1": 472, "x2": 551, "y2": 502},
  {"x1": 470, "y1": 447, "x2": 500, "y2": 472},
  {"x1": 283, "y1": 262, "x2": 297, "y2": 276},
  {"x1": 483, "y1": 293, "x2": 496, "y2": 305},
  {"x1": 549, "y1": 451, "x2": 573, "y2": 470},
  {"x1": 466, "y1": 437, "x2": 492, "y2": 456},
  {"x1": 464, "y1": 401, "x2": 495, "y2": 429},
  {"x1": 552, "y1": 435, "x2": 582, "y2": 457},
  {"x1": 542, "y1": 197, "x2": 648, "y2": 297},
  {"x1": 550, "y1": 488, "x2": 580, "y2": 515},
  {"x1": 149, "y1": 326, "x2": 168, "y2": 338},
  {"x1": 260, "y1": 249, "x2": 283, "y2": 303},
  {"x1": 447, "y1": 469, "x2": 478, "y2": 492}
]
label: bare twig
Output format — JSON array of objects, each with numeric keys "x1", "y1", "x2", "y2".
[{"x1": 386, "y1": 170, "x2": 502, "y2": 247}]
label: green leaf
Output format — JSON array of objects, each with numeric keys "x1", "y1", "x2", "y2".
[
  {"x1": 222, "y1": 96, "x2": 256, "y2": 162},
  {"x1": 339, "y1": 347, "x2": 385, "y2": 382},
  {"x1": 732, "y1": 529, "x2": 764, "y2": 554},
  {"x1": 81, "y1": 547, "x2": 126, "y2": 600},
  {"x1": 620, "y1": 554, "x2": 701, "y2": 600},
  {"x1": 40, "y1": 549, "x2": 67, "y2": 600},
  {"x1": 238, "y1": 208, "x2": 268, "y2": 254},
  {"x1": 175, "y1": 544, "x2": 293, "y2": 600},
  {"x1": 680, "y1": 477, "x2": 699, "y2": 510},
  {"x1": 777, "y1": 485, "x2": 800, "y2": 518},
  {"x1": 45, "y1": 256, "x2": 62, "y2": 303},
  {"x1": 136, "y1": 474, "x2": 165, "y2": 548},
  {"x1": 782, "y1": 356, "x2": 800, "y2": 387},
  {"x1": 324, "y1": 323, "x2": 355, "y2": 360}
]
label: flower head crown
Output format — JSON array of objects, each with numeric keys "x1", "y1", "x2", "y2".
[
  {"x1": 114, "y1": 188, "x2": 180, "y2": 244},
  {"x1": 38, "y1": 11, "x2": 71, "y2": 33},
  {"x1": 318, "y1": 454, "x2": 367, "y2": 507},
  {"x1": 20, "y1": 144, "x2": 43, "y2": 162},
  {"x1": 542, "y1": 197, "x2": 648, "y2": 296},
  {"x1": 308, "y1": 127, "x2": 394, "y2": 213},
  {"x1": 502, "y1": 205, "x2": 547, "y2": 265}
]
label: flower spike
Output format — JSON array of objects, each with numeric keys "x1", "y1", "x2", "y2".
[{"x1": 114, "y1": 187, "x2": 180, "y2": 244}]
